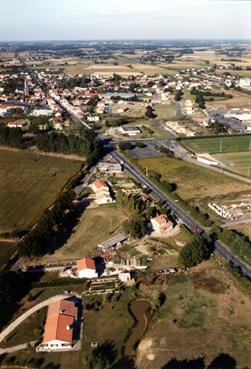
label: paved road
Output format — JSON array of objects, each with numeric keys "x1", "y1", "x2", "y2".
[
  {"x1": 0, "y1": 295, "x2": 67, "y2": 344},
  {"x1": 18, "y1": 52, "x2": 251, "y2": 279},
  {"x1": 111, "y1": 150, "x2": 251, "y2": 279},
  {"x1": 176, "y1": 101, "x2": 183, "y2": 119}
]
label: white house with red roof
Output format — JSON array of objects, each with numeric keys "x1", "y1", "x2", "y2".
[
  {"x1": 7, "y1": 120, "x2": 26, "y2": 128},
  {"x1": 91, "y1": 179, "x2": 114, "y2": 205},
  {"x1": 150, "y1": 214, "x2": 173, "y2": 235},
  {"x1": 37, "y1": 299, "x2": 78, "y2": 352},
  {"x1": 76, "y1": 258, "x2": 98, "y2": 279}
]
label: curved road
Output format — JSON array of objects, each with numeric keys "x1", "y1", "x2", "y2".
[{"x1": 0, "y1": 294, "x2": 67, "y2": 344}]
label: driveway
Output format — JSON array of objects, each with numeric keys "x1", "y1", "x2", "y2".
[{"x1": 0, "y1": 294, "x2": 68, "y2": 344}]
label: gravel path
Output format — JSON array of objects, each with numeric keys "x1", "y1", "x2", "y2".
[{"x1": 0, "y1": 294, "x2": 67, "y2": 344}]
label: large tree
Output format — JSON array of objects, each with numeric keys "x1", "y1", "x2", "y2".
[{"x1": 179, "y1": 236, "x2": 210, "y2": 268}]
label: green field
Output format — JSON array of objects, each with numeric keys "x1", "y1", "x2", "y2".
[
  {"x1": 136, "y1": 156, "x2": 251, "y2": 201},
  {"x1": 0, "y1": 149, "x2": 82, "y2": 234},
  {"x1": 213, "y1": 151, "x2": 251, "y2": 176},
  {"x1": 182, "y1": 135, "x2": 251, "y2": 154}
]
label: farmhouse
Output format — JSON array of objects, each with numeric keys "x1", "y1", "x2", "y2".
[
  {"x1": 91, "y1": 179, "x2": 114, "y2": 205},
  {"x1": 119, "y1": 126, "x2": 141, "y2": 136},
  {"x1": 76, "y1": 258, "x2": 98, "y2": 279},
  {"x1": 38, "y1": 299, "x2": 79, "y2": 352},
  {"x1": 151, "y1": 214, "x2": 173, "y2": 235}
]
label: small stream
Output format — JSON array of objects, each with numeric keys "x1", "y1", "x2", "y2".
[{"x1": 123, "y1": 299, "x2": 152, "y2": 359}]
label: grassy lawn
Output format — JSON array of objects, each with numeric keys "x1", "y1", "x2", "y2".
[
  {"x1": 0, "y1": 288, "x2": 135, "y2": 369},
  {"x1": 2, "y1": 308, "x2": 47, "y2": 348},
  {"x1": 155, "y1": 103, "x2": 176, "y2": 120},
  {"x1": 182, "y1": 135, "x2": 251, "y2": 154},
  {"x1": 0, "y1": 241, "x2": 17, "y2": 270},
  {"x1": 135, "y1": 156, "x2": 251, "y2": 201},
  {"x1": 137, "y1": 260, "x2": 251, "y2": 369},
  {"x1": 213, "y1": 151, "x2": 251, "y2": 176},
  {"x1": 231, "y1": 224, "x2": 251, "y2": 241},
  {"x1": 0, "y1": 148, "x2": 82, "y2": 234},
  {"x1": 82, "y1": 289, "x2": 135, "y2": 363},
  {"x1": 149, "y1": 228, "x2": 194, "y2": 271},
  {"x1": 41, "y1": 204, "x2": 127, "y2": 262}
]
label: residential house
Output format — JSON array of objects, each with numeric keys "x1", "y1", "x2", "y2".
[
  {"x1": 7, "y1": 120, "x2": 26, "y2": 128},
  {"x1": 38, "y1": 299, "x2": 78, "y2": 352},
  {"x1": 98, "y1": 156, "x2": 122, "y2": 173},
  {"x1": 151, "y1": 214, "x2": 173, "y2": 235},
  {"x1": 119, "y1": 126, "x2": 141, "y2": 136},
  {"x1": 91, "y1": 179, "x2": 114, "y2": 205},
  {"x1": 76, "y1": 258, "x2": 98, "y2": 279}
]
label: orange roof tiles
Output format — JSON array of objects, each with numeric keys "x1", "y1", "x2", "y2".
[
  {"x1": 43, "y1": 299, "x2": 78, "y2": 345},
  {"x1": 76, "y1": 258, "x2": 96, "y2": 272},
  {"x1": 93, "y1": 179, "x2": 108, "y2": 190}
]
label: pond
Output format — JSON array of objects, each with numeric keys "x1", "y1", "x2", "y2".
[{"x1": 123, "y1": 299, "x2": 152, "y2": 359}]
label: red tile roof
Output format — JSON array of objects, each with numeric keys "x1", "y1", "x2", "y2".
[
  {"x1": 76, "y1": 258, "x2": 96, "y2": 272},
  {"x1": 43, "y1": 299, "x2": 78, "y2": 344},
  {"x1": 93, "y1": 179, "x2": 108, "y2": 190}
]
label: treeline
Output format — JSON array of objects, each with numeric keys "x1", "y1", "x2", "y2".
[
  {"x1": 0, "y1": 123, "x2": 23, "y2": 148},
  {"x1": 212, "y1": 225, "x2": 251, "y2": 266},
  {"x1": 191, "y1": 87, "x2": 232, "y2": 106},
  {"x1": 19, "y1": 191, "x2": 75, "y2": 257},
  {"x1": 57, "y1": 76, "x2": 91, "y2": 89},
  {"x1": 36, "y1": 129, "x2": 102, "y2": 166},
  {"x1": 116, "y1": 191, "x2": 169, "y2": 239},
  {"x1": 0, "y1": 271, "x2": 31, "y2": 329},
  {"x1": 179, "y1": 235, "x2": 210, "y2": 268}
]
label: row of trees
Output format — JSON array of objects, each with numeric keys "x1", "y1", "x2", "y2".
[
  {"x1": 212, "y1": 225, "x2": 251, "y2": 266},
  {"x1": 116, "y1": 191, "x2": 159, "y2": 239},
  {"x1": 36, "y1": 129, "x2": 102, "y2": 166},
  {"x1": 0, "y1": 124, "x2": 23, "y2": 148}
]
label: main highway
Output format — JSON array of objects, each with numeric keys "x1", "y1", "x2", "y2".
[
  {"x1": 18, "y1": 53, "x2": 251, "y2": 279},
  {"x1": 110, "y1": 150, "x2": 251, "y2": 279}
]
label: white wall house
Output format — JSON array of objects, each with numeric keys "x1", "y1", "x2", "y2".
[
  {"x1": 151, "y1": 214, "x2": 173, "y2": 235},
  {"x1": 37, "y1": 299, "x2": 78, "y2": 352},
  {"x1": 91, "y1": 179, "x2": 114, "y2": 205},
  {"x1": 119, "y1": 126, "x2": 141, "y2": 136},
  {"x1": 76, "y1": 258, "x2": 98, "y2": 279}
]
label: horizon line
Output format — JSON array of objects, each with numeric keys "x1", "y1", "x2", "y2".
[{"x1": 1, "y1": 38, "x2": 251, "y2": 43}]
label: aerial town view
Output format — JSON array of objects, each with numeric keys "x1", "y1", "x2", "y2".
[{"x1": 0, "y1": 1, "x2": 251, "y2": 369}]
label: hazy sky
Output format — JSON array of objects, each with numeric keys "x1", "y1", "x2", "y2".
[{"x1": 0, "y1": 0, "x2": 251, "y2": 41}]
